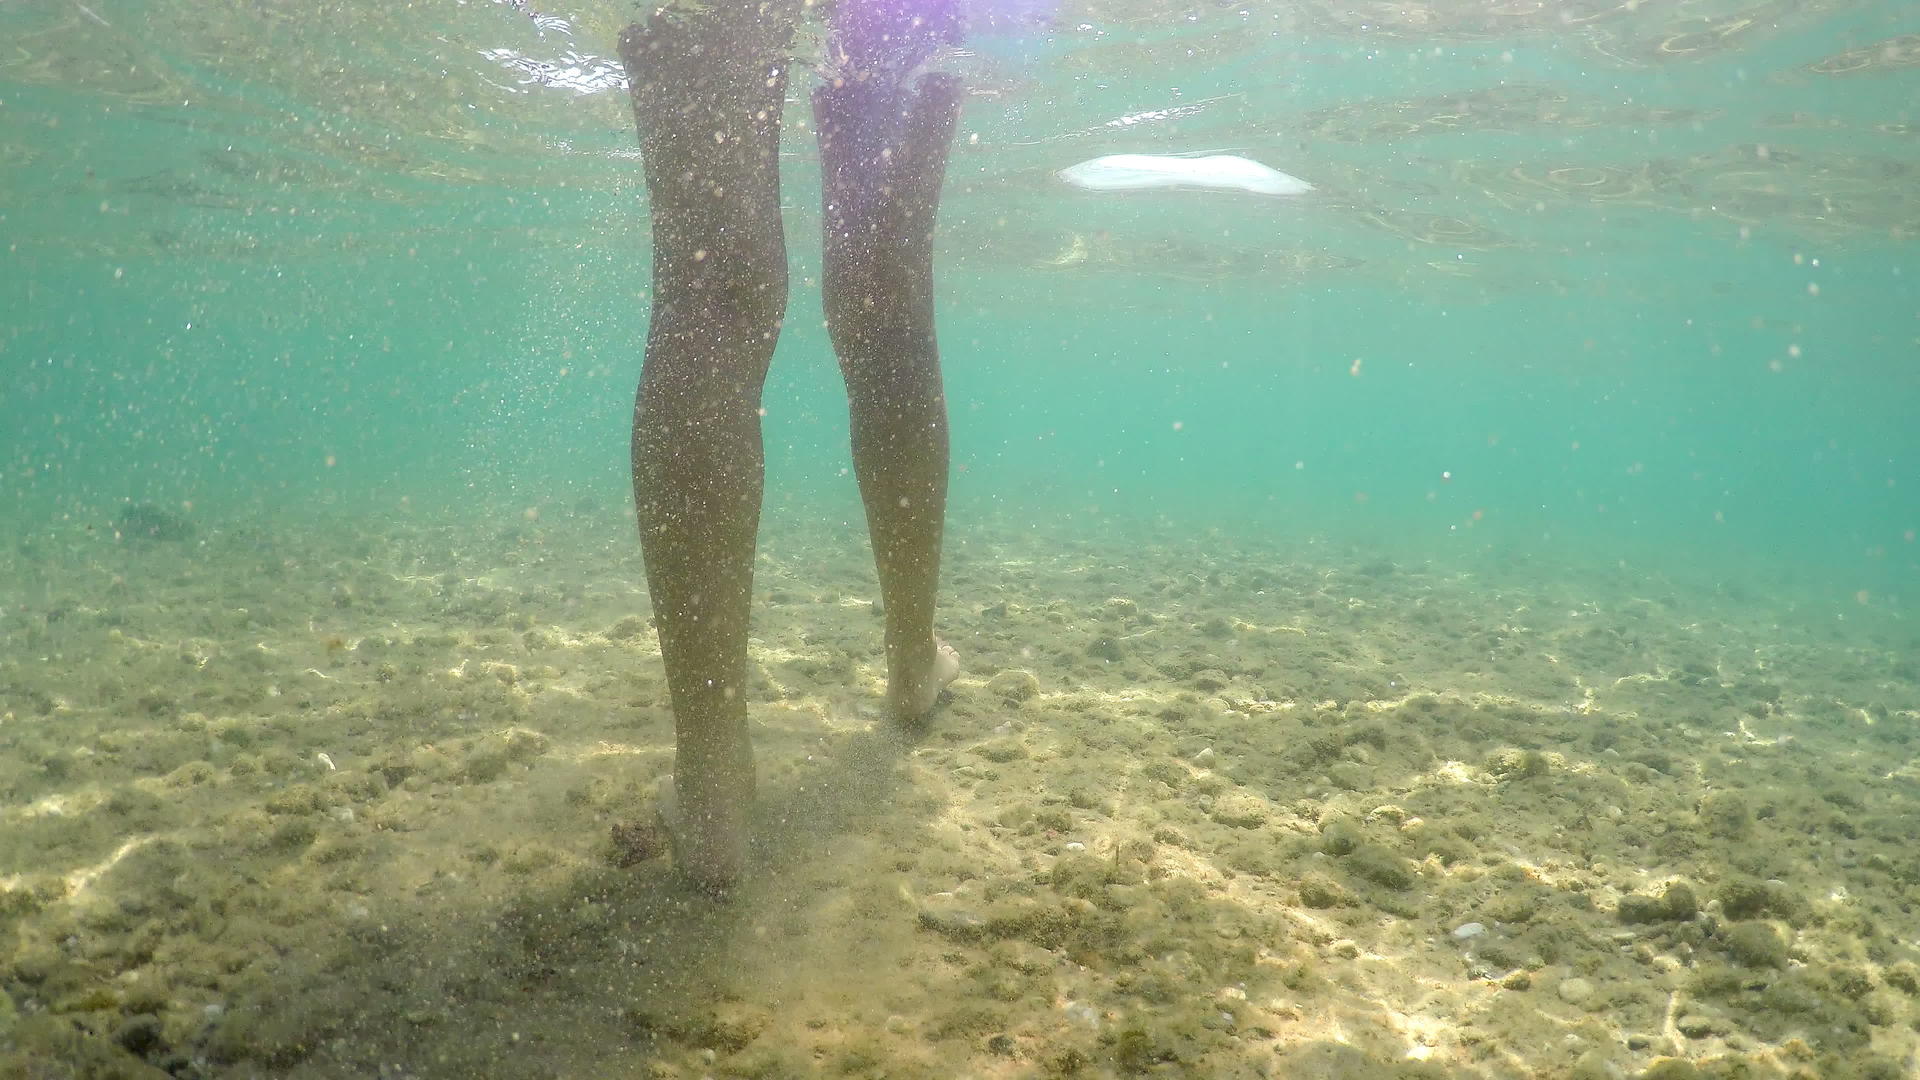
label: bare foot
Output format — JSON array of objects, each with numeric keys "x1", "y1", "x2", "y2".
[
  {"x1": 888, "y1": 637, "x2": 961, "y2": 722},
  {"x1": 653, "y1": 774, "x2": 747, "y2": 897}
]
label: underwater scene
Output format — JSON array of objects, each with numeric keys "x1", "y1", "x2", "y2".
[{"x1": 2, "y1": 0, "x2": 1918, "y2": 1076}]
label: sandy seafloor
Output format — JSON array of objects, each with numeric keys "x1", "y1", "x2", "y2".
[{"x1": 2, "y1": 501, "x2": 1918, "y2": 1080}]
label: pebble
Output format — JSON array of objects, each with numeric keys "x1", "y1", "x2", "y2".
[
  {"x1": 1452, "y1": 922, "x2": 1487, "y2": 941},
  {"x1": 1557, "y1": 977, "x2": 1596, "y2": 1004}
]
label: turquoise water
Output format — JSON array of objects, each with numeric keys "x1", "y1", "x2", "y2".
[{"x1": 5, "y1": 0, "x2": 1913, "y2": 601}]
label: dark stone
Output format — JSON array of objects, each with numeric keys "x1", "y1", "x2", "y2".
[{"x1": 609, "y1": 820, "x2": 668, "y2": 867}]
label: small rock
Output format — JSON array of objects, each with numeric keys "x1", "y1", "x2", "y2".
[
  {"x1": 1620, "y1": 881, "x2": 1698, "y2": 924},
  {"x1": 1566, "y1": 1051, "x2": 1616, "y2": 1080},
  {"x1": 607, "y1": 614, "x2": 650, "y2": 641},
  {"x1": 975, "y1": 738, "x2": 1026, "y2": 763},
  {"x1": 1618, "y1": 894, "x2": 1669, "y2": 924},
  {"x1": 1697, "y1": 790, "x2": 1751, "y2": 837},
  {"x1": 918, "y1": 898, "x2": 987, "y2": 941},
  {"x1": 1326, "y1": 763, "x2": 1373, "y2": 791},
  {"x1": 985, "y1": 669, "x2": 1041, "y2": 702},
  {"x1": 1190, "y1": 668, "x2": 1229, "y2": 692},
  {"x1": 1317, "y1": 817, "x2": 1364, "y2": 856},
  {"x1": 1297, "y1": 874, "x2": 1350, "y2": 909},
  {"x1": 1661, "y1": 882, "x2": 1698, "y2": 920},
  {"x1": 1721, "y1": 921, "x2": 1788, "y2": 968},
  {"x1": 1347, "y1": 844, "x2": 1416, "y2": 890},
  {"x1": 1557, "y1": 977, "x2": 1596, "y2": 1004},
  {"x1": 1208, "y1": 791, "x2": 1270, "y2": 828},
  {"x1": 1675, "y1": 1011, "x2": 1717, "y2": 1038},
  {"x1": 1061, "y1": 1000, "x2": 1099, "y2": 1029},
  {"x1": 1452, "y1": 922, "x2": 1487, "y2": 941}
]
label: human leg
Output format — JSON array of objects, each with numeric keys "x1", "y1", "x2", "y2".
[
  {"x1": 618, "y1": 3, "x2": 795, "y2": 891},
  {"x1": 814, "y1": 0, "x2": 966, "y2": 722}
]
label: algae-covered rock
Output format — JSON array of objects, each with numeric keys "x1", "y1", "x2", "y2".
[
  {"x1": 1317, "y1": 816, "x2": 1363, "y2": 856},
  {"x1": 976, "y1": 737, "x2": 1027, "y2": 763},
  {"x1": 264, "y1": 818, "x2": 318, "y2": 853},
  {"x1": 8, "y1": 1012, "x2": 172, "y2": 1079},
  {"x1": 1347, "y1": 844, "x2": 1416, "y2": 891},
  {"x1": 986, "y1": 669, "x2": 1042, "y2": 701},
  {"x1": 1619, "y1": 881, "x2": 1699, "y2": 924},
  {"x1": 1617, "y1": 894, "x2": 1668, "y2": 924},
  {"x1": 1050, "y1": 854, "x2": 1127, "y2": 904},
  {"x1": 1486, "y1": 747, "x2": 1551, "y2": 779},
  {"x1": 1207, "y1": 791, "x2": 1269, "y2": 828},
  {"x1": 606, "y1": 615, "x2": 649, "y2": 641},
  {"x1": 1721, "y1": 921, "x2": 1788, "y2": 968},
  {"x1": 1885, "y1": 961, "x2": 1920, "y2": 995},
  {"x1": 460, "y1": 744, "x2": 510, "y2": 784},
  {"x1": 1297, "y1": 873, "x2": 1351, "y2": 909},
  {"x1": 503, "y1": 728, "x2": 551, "y2": 761},
  {"x1": 1716, "y1": 877, "x2": 1794, "y2": 921},
  {"x1": 1697, "y1": 790, "x2": 1752, "y2": 837}
]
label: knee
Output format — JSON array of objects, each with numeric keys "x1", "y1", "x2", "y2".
[{"x1": 655, "y1": 254, "x2": 788, "y2": 344}]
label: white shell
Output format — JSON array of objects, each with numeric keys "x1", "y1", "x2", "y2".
[{"x1": 1058, "y1": 153, "x2": 1314, "y2": 196}]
